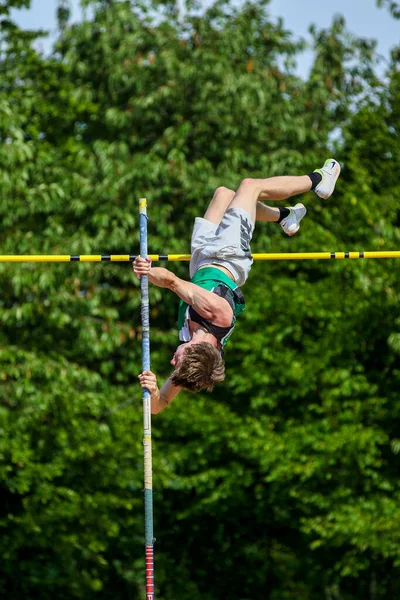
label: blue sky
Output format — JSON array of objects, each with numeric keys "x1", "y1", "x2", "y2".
[{"x1": 11, "y1": 0, "x2": 400, "y2": 77}]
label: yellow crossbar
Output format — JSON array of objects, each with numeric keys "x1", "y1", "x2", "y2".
[{"x1": 0, "y1": 251, "x2": 400, "y2": 262}]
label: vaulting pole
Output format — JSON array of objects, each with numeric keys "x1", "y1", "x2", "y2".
[
  {"x1": 139, "y1": 198, "x2": 155, "y2": 600},
  {"x1": 1, "y1": 251, "x2": 400, "y2": 262}
]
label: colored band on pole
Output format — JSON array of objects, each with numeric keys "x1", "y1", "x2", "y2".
[
  {"x1": 139, "y1": 198, "x2": 155, "y2": 600},
  {"x1": 1, "y1": 251, "x2": 400, "y2": 262},
  {"x1": 139, "y1": 197, "x2": 147, "y2": 213},
  {"x1": 146, "y1": 545, "x2": 155, "y2": 599}
]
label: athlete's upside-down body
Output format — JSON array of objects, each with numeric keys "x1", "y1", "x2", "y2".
[{"x1": 133, "y1": 159, "x2": 341, "y2": 414}]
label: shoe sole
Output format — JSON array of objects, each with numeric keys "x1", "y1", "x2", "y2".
[
  {"x1": 284, "y1": 203, "x2": 307, "y2": 237},
  {"x1": 287, "y1": 225, "x2": 299, "y2": 237}
]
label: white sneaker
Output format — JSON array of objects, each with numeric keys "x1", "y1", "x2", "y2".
[
  {"x1": 314, "y1": 158, "x2": 341, "y2": 199},
  {"x1": 280, "y1": 203, "x2": 307, "y2": 236}
]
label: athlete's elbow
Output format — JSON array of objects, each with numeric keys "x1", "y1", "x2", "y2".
[
  {"x1": 220, "y1": 315, "x2": 234, "y2": 327},
  {"x1": 213, "y1": 307, "x2": 234, "y2": 328}
]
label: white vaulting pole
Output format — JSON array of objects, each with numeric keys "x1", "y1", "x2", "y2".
[{"x1": 139, "y1": 197, "x2": 155, "y2": 600}]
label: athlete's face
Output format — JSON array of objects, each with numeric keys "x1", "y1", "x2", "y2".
[{"x1": 170, "y1": 341, "x2": 197, "y2": 368}]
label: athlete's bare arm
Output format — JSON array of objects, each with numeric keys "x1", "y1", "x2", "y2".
[
  {"x1": 138, "y1": 370, "x2": 181, "y2": 414},
  {"x1": 133, "y1": 258, "x2": 233, "y2": 326}
]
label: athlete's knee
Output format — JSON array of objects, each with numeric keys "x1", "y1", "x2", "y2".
[
  {"x1": 214, "y1": 186, "x2": 234, "y2": 197},
  {"x1": 241, "y1": 177, "x2": 257, "y2": 186},
  {"x1": 237, "y1": 178, "x2": 262, "y2": 195}
]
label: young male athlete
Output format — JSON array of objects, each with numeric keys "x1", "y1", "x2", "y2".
[{"x1": 134, "y1": 159, "x2": 341, "y2": 413}]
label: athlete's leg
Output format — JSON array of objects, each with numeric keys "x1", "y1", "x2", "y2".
[
  {"x1": 203, "y1": 182, "x2": 310, "y2": 224},
  {"x1": 256, "y1": 202, "x2": 280, "y2": 222},
  {"x1": 204, "y1": 159, "x2": 340, "y2": 225},
  {"x1": 203, "y1": 187, "x2": 235, "y2": 225},
  {"x1": 228, "y1": 175, "x2": 312, "y2": 223}
]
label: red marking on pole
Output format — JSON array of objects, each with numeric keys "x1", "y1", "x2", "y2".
[{"x1": 146, "y1": 546, "x2": 154, "y2": 599}]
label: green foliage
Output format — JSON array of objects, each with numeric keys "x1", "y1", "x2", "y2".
[
  {"x1": 377, "y1": 0, "x2": 400, "y2": 18},
  {"x1": 0, "y1": 0, "x2": 400, "y2": 598}
]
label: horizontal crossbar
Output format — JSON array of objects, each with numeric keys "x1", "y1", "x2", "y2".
[{"x1": 0, "y1": 251, "x2": 399, "y2": 262}]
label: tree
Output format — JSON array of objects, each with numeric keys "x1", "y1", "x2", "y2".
[
  {"x1": 0, "y1": 1, "x2": 400, "y2": 598},
  {"x1": 377, "y1": 0, "x2": 400, "y2": 19}
]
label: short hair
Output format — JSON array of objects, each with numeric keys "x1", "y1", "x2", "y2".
[{"x1": 171, "y1": 342, "x2": 225, "y2": 392}]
